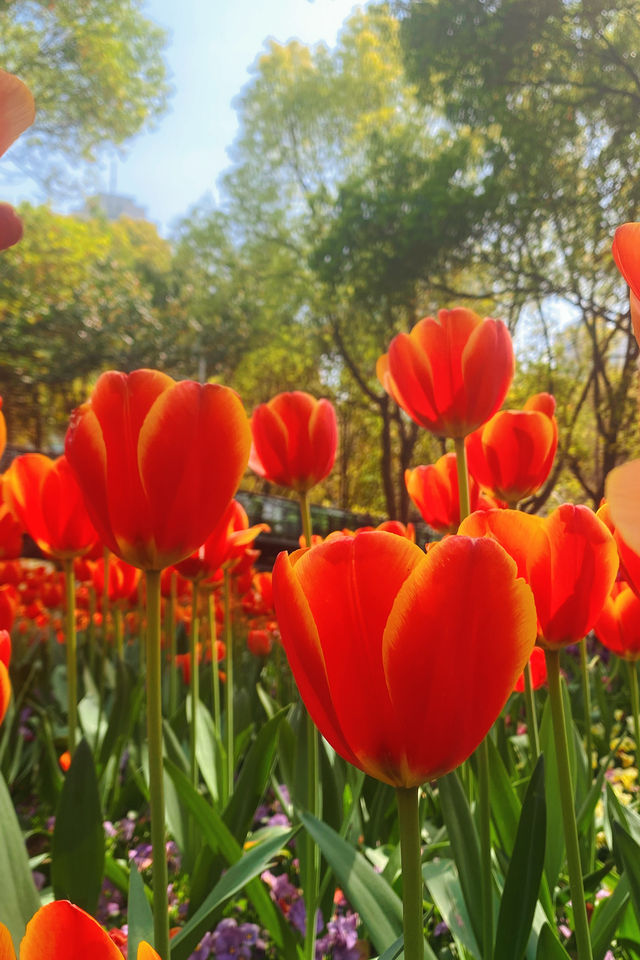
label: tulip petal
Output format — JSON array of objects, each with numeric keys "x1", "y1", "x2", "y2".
[
  {"x1": 0, "y1": 70, "x2": 35, "y2": 158},
  {"x1": 0, "y1": 923, "x2": 16, "y2": 960},
  {"x1": 20, "y1": 901, "x2": 123, "y2": 960},
  {"x1": 0, "y1": 203, "x2": 23, "y2": 251},
  {"x1": 383, "y1": 536, "x2": 536, "y2": 783},
  {"x1": 612, "y1": 222, "x2": 640, "y2": 300},
  {"x1": 607, "y1": 460, "x2": 640, "y2": 557},
  {"x1": 137, "y1": 942, "x2": 162, "y2": 960},
  {"x1": 0, "y1": 661, "x2": 10, "y2": 725}
]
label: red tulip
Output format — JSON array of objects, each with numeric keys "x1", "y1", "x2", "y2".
[
  {"x1": 0, "y1": 69, "x2": 35, "y2": 251},
  {"x1": 612, "y1": 222, "x2": 640, "y2": 345},
  {"x1": 248, "y1": 627, "x2": 273, "y2": 657},
  {"x1": 92, "y1": 555, "x2": 141, "y2": 605},
  {"x1": 198, "y1": 499, "x2": 269, "y2": 579},
  {"x1": 405, "y1": 453, "x2": 484, "y2": 533},
  {"x1": 594, "y1": 581, "x2": 640, "y2": 661},
  {"x1": 273, "y1": 531, "x2": 536, "y2": 787},
  {"x1": 0, "y1": 629, "x2": 10, "y2": 725},
  {"x1": 514, "y1": 646, "x2": 547, "y2": 693},
  {"x1": 0, "y1": 489, "x2": 24, "y2": 560},
  {"x1": 0, "y1": 899, "x2": 160, "y2": 959},
  {"x1": 3, "y1": 455, "x2": 98, "y2": 559},
  {"x1": 249, "y1": 391, "x2": 338, "y2": 492},
  {"x1": 64, "y1": 369, "x2": 251, "y2": 570},
  {"x1": 466, "y1": 393, "x2": 558, "y2": 505},
  {"x1": 605, "y1": 460, "x2": 640, "y2": 563},
  {"x1": 596, "y1": 500, "x2": 640, "y2": 597},
  {"x1": 0, "y1": 398, "x2": 5, "y2": 460},
  {"x1": 377, "y1": 308, "x2": 514, "y2": 438},
  {"x1": 459, "y1": 505, "x2": 618, "y2": 649}
]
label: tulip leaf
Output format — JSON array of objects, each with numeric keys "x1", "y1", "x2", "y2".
[
  {"x1": 486, "y1": 733, "x2": 521, "y2": 855},
  {"x1": 493, "y1": 755, "x2": 546, "y2": 960},
  {"x1": 539, "y1": 679, "x2": 575, "y2": 892},
  {"x1": 51, "y1": 738, "x2": 105, "y2": 915},
  {"x1": 164, "y1": 757, "x2": 294, "y2": 955},
  {"x1": 298, "y1": 811, "x2": 433, "y2": 959},
  {"x1": 169, "y1": 827, "x2": 298, "y2": 960},
  {"x1": 222, "y1": 708, "x2": 287, "y2": 845},
  {"x1": 0, "y1": 771, "x2": 41, "y2": 950},
  {"x1": 422, "y1": 858, "x2": 481, "y2": 958},
  {"x1": 590, "y1": 874, "x2": 630, "y2": 960},
  {"x1": 186, "y1": 696, "x2": 220, "y2": 803},
  {"x1": 437, "y1": 769, "x2": 483, "y2": 948},
  {"x1": 535, "y1": 923, "x2": 571, "y2": 959},
  {"x1": 127, "y1": 861, "x2": 154, "y2": 959},
  {"x1": 613, "y1": 821, "x2": 640, "y2": 927}
]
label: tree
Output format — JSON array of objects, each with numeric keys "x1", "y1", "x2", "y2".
[{"x1": 0, "y1": 0, "x2": 169, "y2": 191}]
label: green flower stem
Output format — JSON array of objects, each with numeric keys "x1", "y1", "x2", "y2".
[
  {"x1": 628, "y1": 660, "x2": 640, "y2": 761},
  {"x1": 62, "y1": 558, "x2": 77, "y2": 754},
  {"x1": 396, "y1": 786, "x2": 424, "y2": 960},
  {"x1": 115, "y1": 606, "x2": 124, "y2": 661},
  {"x1": 190, "y1": 579, "x2": 200, "y2": 786},
  {"x1": 88, "y1": 585, "x2": 96, "y2": 676},
  {"x1": 524, "y1": 660, "x2": 540, "y2": 762},
  {"x1": 298, "y1": 489, "x2": 320, "y2": 960},
  {"x1": 209, "y1": 592, "x2": 221, "y2": 736},
  {"x1": 138, "y1": 583, "x2": 146, "y2": 673},
  {"x1": 102, "y1": 547, "x2": 110, "y2": 643},
  {"x1": 545, "y1": 648, "x2": 592, "y2": 960},
  {"x1": 223, "y1": 566, "x2": 234, "y2": 804},
  {"x1": 478, "y1": 736, "x2": 493, "y2": 958},
  {"x1": 145, "y1": 569, "x2": 170, "y2": 960},
  {"x1": 453, "y1": 436, "x2": 471, "y2": 525},
  {"x1": 580, "y1": 643, "x2": 593, "y2": 776},
  {"x1": 168, "y1": 571, "x2": 177, "y2": 718}
]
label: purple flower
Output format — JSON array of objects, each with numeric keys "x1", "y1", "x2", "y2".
[
  {"x1": 210, "y1": 918, "x2": 266, "y2": 960},
  {"x1": 315, "y1": 912, "x2": 360, "y2": 960}
]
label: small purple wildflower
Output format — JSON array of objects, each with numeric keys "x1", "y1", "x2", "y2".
[
  {"x1": 315, "y1": 913, "x2": 360, "y2": 960},
  {"x1": 210, "y1": 918, "x2": 266, "y2": 960}
]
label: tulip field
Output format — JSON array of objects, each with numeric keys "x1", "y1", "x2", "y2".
[{"x1": 6, "y1": 64, "x2": 640, "y2": 960}]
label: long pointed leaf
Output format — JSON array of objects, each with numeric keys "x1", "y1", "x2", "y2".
[
  {"x1": 0, "y1": 772, "x2": 41, "y2": 950},
  {"x1": 438, "y1": 769, "x2": 483, "y2": 948},
  {"x1": 127, "y1": 861, "x2": 154, "y2": 959}
]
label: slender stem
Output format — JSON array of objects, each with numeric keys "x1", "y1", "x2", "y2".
[
  {"x1": 477, "y1": 736, "x2": 493, "y2": 958},
  {"x1": 523, "y1": 660, "x2": 540, "y2": 762},
  {"x1": 138, "y1": 581, "x2": 146, "y2": 673},
  {"x1": 88, "y1": 585, "x2": 96, "y2": 676},
  {"x1": 580, "y1": 643, "x2": 593, "y2": 776},
  {"x1": 63, "y1": 558, "x2": 77, "y2": 754},
  {"x1": 304, "y1": 709, "x2": 320, "y2": 960},
  {"x1": 102, "y1": 547, "x2": 110, "y2": 645},
  {"x1": 628, "y1": 660, "x2": 640, "y2": 762},
  {"x1": 209, "y1": 592, "x2": 221, "y2": 735},
  {"x1": 190, "y1": 579, "x2": 200, "y2": 786},
  {"x1": 115, "y1": 606, "x2": 123, "y2": 661},
  {"x1": 224, "y1": 566, "x2": 234, "y2": 803},
  {"x1": 145, "y1": 569, "x2": 170, "y2": 960},
  {"x1": 168, "y1": 571, "x2": 177, "y2": 718},
  {"x1": 396, "y1": 786, "x2": 424, "y2": 960},
  {"x1": 545, "y1": 648, "x2": 592, "y2": 960},
  {"x1": 299, "y1": 490, "x2": 313, "y2": 548},
  {"x1": 453, "y1": 436, "x2": 471, "y2": 525}
]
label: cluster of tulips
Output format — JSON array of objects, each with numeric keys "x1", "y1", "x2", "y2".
[{"x1": 5, "y1": 59, "x2": 640, "y2": 960}]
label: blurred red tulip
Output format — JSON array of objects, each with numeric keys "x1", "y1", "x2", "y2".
[
  {"x1": 92, "y1": 555, "x2": 141, "y2": 605},
  {"x1": 0, "y1": 629, "x2": 10, "y2": 725},
  {"x1": 0, "y1": 398, "x2": 5, "y2": 460},
  {"x1": 594, "y1": 581, "x2": 640, "y2": 661},
  {"x1": 377, "y1": 308, "x2": 514, "y2": 438},
  {"x1": 612, "y1": 222, "x2": 640, "y2": 345},
  {"x1": 597, "y1": 500, "x2": 640, "y2": 595},
  {"x1": 249, "y1": 391, "x2": 338, "y2": 492},
  {"x1": 65, "y1": 369, "x2": 251, "y2": 570},
  {"x1": 4, "y1": 454, "x2": 97, "y2": 559},
  {"x1": 405, "y1": 453, "x2": 483, "y2": 534},
  {"x1": 459, "y1": 505, "x2": 618, "y2": 649},
  {"x1": 0, "y1": 584, "x2": 17, "y2": 632},
  {"x1": 273, "y1": 531, "x2": 536, "y2": 787},
  {"x1": 0, "y1": 899, "x2": 160, "y2": 959},
  {"x1": 248, "y1": 627, "x2": 272, "y2": 657},
  {"x1": 466, "y1": 393, "x2": 558, "y2": 506},
  {"x1": 199, "y1": 500, "x2": 269, "y2": 579},
  {"x1": 514, "y1": 646, "x2": 547, "y2": 692},
  {"x1": 0, "y1": 69, "x2": 35, "y2": 251}
]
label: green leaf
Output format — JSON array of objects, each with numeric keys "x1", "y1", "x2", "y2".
[
  {"x1": 0, "y1": 772, "x2": 41, "y2": 950},
  {"x1": 223, "y1": 708, "x2": 286, "y2": 844},
  {"x1": 299, "y1": 811, "x2": 411, "y2": 958},
  {"x1": 613, "y1": 821, "x2": 640, "y2": 927},
  {"x1": 164, "y1": 757, "x2": 293, "y2": 955},
  {"x1": 494, "y1": 755, "x2": 546, "y2": 960},
  {"x1": 190, "y1": 697, "x2": 221, "y2": 803},
  {"x1": 127, "y1": 861, "x2": 155, "y2": 959},
  {"x1": 51, "y1": 738, "x2": 104, "y2": 914},
  {"x1": 169, "y1": 828, "x2": 297, "y2": 960},
  {"x1": 535, "y1": 923, "x2": 571, "y2": 959},
  {"x1": 539, "y1": 681, "x2": 575, "y2": 892},
  {"x1": 590, "y1": 874, "x2": 630, "y2": 960},
  {"x1": 438, "y1": 769, "x2": 483, "y2": 948},
  {"x1": 486, "y1": 734, "x2": 521, "y2": 856},
  {"x1": 422, "y1": 858, "x2": 481, "y2": 958}
]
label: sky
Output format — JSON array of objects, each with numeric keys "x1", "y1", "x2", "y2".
[{"x1": 5, "y1": 0, "x2": 367, "y2": 235}]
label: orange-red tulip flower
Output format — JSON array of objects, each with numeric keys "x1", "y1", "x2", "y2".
[
  {"x1": 459, "y1": 505, "x2": 618, "y2": 649},
  {"x1": 612, "y1": 222, "x2": 640, "y2": 346},
  {"x1": 0, "y1": 489, "x2": 24, "y2": 560},
  {"x1": 0, "y1": 629, "x2": 10, "y2": 725},
  {"x1": 0, "y1": 398, "x2": 6, "y2": 460},
  {"x1": 248, "y1": 627, "x2": 273, "y2": 657},
  {"x1": 0, "y1": 70, "x2": 35, "y2": 251},
  {"x1": 514, "y1": 646, "x2": 547, "y2": 693},
  {"x1": 0, "y1": 900, "x2": 160, "y2": 960},
  {"x1": 605, "y1": 459, "x2": 640, "y2": 564},
  {"x1": 198, "y1": 499, "x2": 269, "y2": 578},
  {"x1": 594, "y1": 581, "x2": 640, "y2": 661},
  {"x1": 273, "y1": 530, "x2": 536, "y2": 787},
  {"x1": 249, "y1": 391, "x2": 338, "y2": 492},
  {"x1": 596, "y1": 500, "x2": 640, "y2": 597},
  {"x1": 3, "y1": 454, "x2": 98, "y2": 559},
  {"x1": 377, "y1": 308, "x2": 514, "y2": 438},
  {"x1": 405, "y1": 453, "x2": 484, "y2": 534},
  {"x1": 92, "y1": 555, "x2": 141, "y2": 605},
  {"x1": 466, "y1": 393, "x2": 558, "y2": 506},
  {"x1": 65, "y1": 369, "x2": 252, "y2": 570}
]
